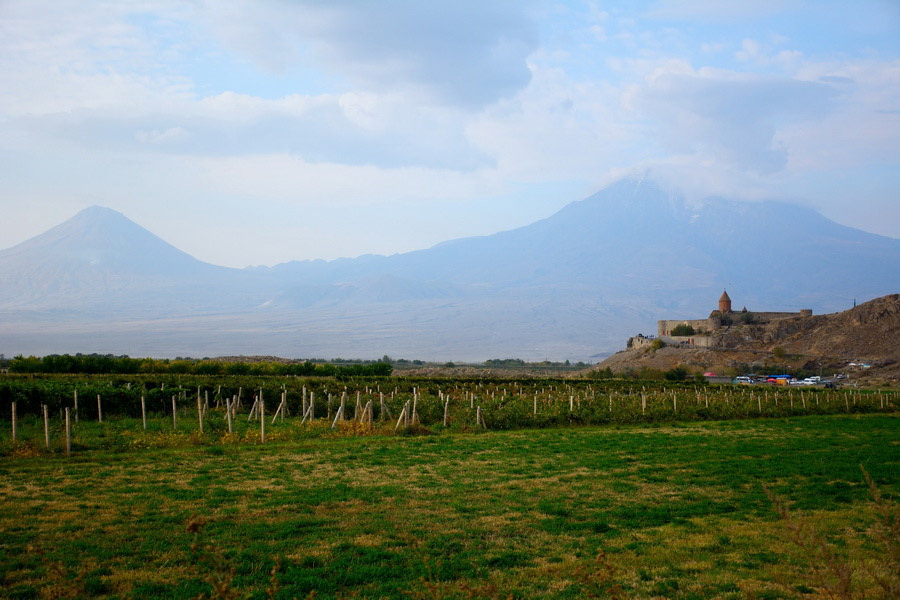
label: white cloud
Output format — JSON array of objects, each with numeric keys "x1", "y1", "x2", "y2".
[
  {"x1": 647, "y1": 0, "x2": 801, "y2": 22},
  {"x1": 192, "y1": 154, "x2": 505, "y2": 205},
  {"x1": 198, "y1": 0, "x2": 539, "y2": 108},
  {"x1": 635, "y1": 68, "x2": 836, "y2": 174},
  {"x1": 0, "y1": 0, "x2": 898, "y2": 266}
]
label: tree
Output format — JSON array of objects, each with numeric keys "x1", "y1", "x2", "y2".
[
  {"x1": 663, "y1": 367, "x2": 689, "y2": 381},
  {"x1": 670, "y1": 324, "x2": 695, "y2": 336}
]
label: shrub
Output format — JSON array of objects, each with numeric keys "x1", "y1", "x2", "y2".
[
  {"x1": 670, "y1": 324, "x2": 695, "y2": 336},
  {"x1": 663, "y1": 367, "x2": 688, "y2": 381}
]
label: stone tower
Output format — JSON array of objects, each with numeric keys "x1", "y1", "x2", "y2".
[{"x1": 718, "y1": 290, "x2": 732, "y2": 313}]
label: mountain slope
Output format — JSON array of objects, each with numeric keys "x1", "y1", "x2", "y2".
[{"x1": 0, "y1": 206, "x2": 269, "y2": 314}]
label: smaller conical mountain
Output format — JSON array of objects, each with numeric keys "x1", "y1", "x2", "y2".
[{"x1": 0, "y1": 206, "x2": 266, "y2": 314}]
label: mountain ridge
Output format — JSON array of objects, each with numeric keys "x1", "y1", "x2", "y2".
[{"x1": 0, "y1": 177, "x2": 897, "y2": 361}]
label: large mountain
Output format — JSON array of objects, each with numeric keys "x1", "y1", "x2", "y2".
[{"x1": 0, "y1": 178, "x2": 897, "y2": 360}]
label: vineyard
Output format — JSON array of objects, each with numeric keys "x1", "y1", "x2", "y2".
[{"x1": 1, "y1": 374, "x2": 895, "y2": 454}]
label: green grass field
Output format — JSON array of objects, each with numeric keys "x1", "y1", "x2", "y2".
[{"x1": 1, "y1": 414, "x2": 897, "y2": 599}]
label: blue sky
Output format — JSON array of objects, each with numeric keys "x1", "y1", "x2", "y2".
[{"x1": 1, "y1": 0, "x2": 898, "y2": 267}]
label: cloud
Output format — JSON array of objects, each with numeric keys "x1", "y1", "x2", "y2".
[
  {"x1": 646, "y1": 0, "x2": 801, "y2": 22},
  {"x1": 635, "y1": 69, "x2": 836, "y2": 173},
  {"x1": 202, "y1": 0, "x2": 539, "y2": 108},
  {"x1": 192, "y1": 154, "x2": 504, "y2": 205},
  {"x1": 12, "y1": 90, "x2": 488, "y2": 170}
]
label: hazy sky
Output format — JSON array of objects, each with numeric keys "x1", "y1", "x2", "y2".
[{"x1": 1, "y1": 0, "x2": 898, "y2": 267}]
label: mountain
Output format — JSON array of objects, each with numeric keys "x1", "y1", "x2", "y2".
[
  {"x1": 0, "y1": 206, "x2": 270, "y2": 316},
  {"x1": 263, "y1": 177, "x2": 898, "y2": 309},
  {"x1": 0, "y1": 178, "x2": 897, "y2": 360}
]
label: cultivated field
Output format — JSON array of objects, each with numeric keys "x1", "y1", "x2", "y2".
[{"x1": 0, "y1": 377, "x2": 897, "y2": 599}]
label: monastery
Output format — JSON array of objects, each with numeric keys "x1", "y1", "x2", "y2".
[{"x1": 629, "y1": 291, "x2": 812, "y2": 349}]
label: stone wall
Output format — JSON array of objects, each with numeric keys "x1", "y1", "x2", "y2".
[
  {"x1": 663, "y1": 335, "x2": 714, "y2": 348},
  {"x1": 657, "y1": 318, "x2": 713, "y2": 337},
  {"x1": 627, "y1": 335, "x2": 657, "y2": 349}
]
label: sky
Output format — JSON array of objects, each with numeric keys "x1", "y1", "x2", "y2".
[{"x1": 1, "y1": 0, "x2": 898, "y2": 268}]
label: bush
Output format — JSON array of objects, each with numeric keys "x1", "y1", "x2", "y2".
[
  {"x1": 588, "y1": 367, "x2": 614, "y2": 380},
  {"x1": 663, "y1": 367, "x2": 689, "y2": 381},
  {"x1": 670, "y1": 324, "x2": 695, "y2": 336}
]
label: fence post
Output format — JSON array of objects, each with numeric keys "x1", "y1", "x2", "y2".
[
  {"x1": 65, "y1": 407, "x2": 71, "y2": 457},
  {"x1": 43, "y1": 404, "x2": 50, "y2": 448}
]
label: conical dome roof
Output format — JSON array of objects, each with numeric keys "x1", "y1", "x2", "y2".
[{"x1": 719, "y1": 290, "x2": 731, "y2": 302}]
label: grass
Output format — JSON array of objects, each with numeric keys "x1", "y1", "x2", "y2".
[{"x1": 0, "y1": 414, "x2": 897, "y2": 598}]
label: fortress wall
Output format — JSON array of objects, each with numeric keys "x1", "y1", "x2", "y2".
[
  {"x1": 664, "y1": 335, "x2": 714, "y2": 348},
  {"x1": 628, "y1": 336, "x2": 656, "y2": 349},
  {"x1": 657, "y1": 319, "x2": 712, "y2": 337},
  {"x1": 739, "y1": 311, "x2": 812, "y2": 324}
]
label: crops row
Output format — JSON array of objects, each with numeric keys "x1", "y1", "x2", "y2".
[{"x1": 1, "y1": 375, "x2": 895, "y2": 455}]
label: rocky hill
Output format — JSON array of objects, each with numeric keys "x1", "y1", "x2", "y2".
[{"x1": 596, "y1": 294, "x2": 900, "y2": 383}]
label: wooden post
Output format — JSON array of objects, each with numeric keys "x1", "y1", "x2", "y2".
[
  {"x1": 172, "y1": 395, "x2": 177, "y2": 430},
  {"x1": 247, "y1": 397, "x2": 259, "y2": 421},
  {"x1": 332, "y1": 405, "x2": 344, "y2": 430},
  {"x1": 443, "y1": 398, "x2": 450, "y2": 427},
  {"x1": 74, "y1": 390, "x2": 79, "y2": 423},
  {"x1": 380, "y1": 393, "x2": 388, "y2": 420},
  {"x1": 43, "y1": 404, "x2": 50, "y2": 448},
  {"x1": 197, "y1": 395, "x2": 204, "y2": 433},
  {"x1": 141, "y1": 395, "x2": 147, "y2": 430},
  {"x1": 65, "y1": 407, "x2": 71, "y2": 457},
  {"x1": 225, "y1": 397, "x2": 233, "y2": 434},
  {"x1": 340, "y1": 393, "x2": 346, "y2": 422},
  {"x1": 641, "y1": 394, "x2": 646, "y2": 415},
  {"x1": 260, "y1": 400, "x2": 265, "y2": 443},
  {"x1": 271, "y1": 394, "x2": 286, "y2": 424},
  {"x1": 394, "y1": 405, "x2": 407, "y2": 431},
  {"x1": 97, "y1": 394, "x2": 102, "y2": 423}
]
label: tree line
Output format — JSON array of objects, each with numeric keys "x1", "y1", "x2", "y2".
[{"x1": 6, "y1": 354, "x2": 392, "y2": 377}]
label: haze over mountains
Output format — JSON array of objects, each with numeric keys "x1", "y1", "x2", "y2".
[{"x1": 1, "y1": 177, "x2": 897, "y2": 361}]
